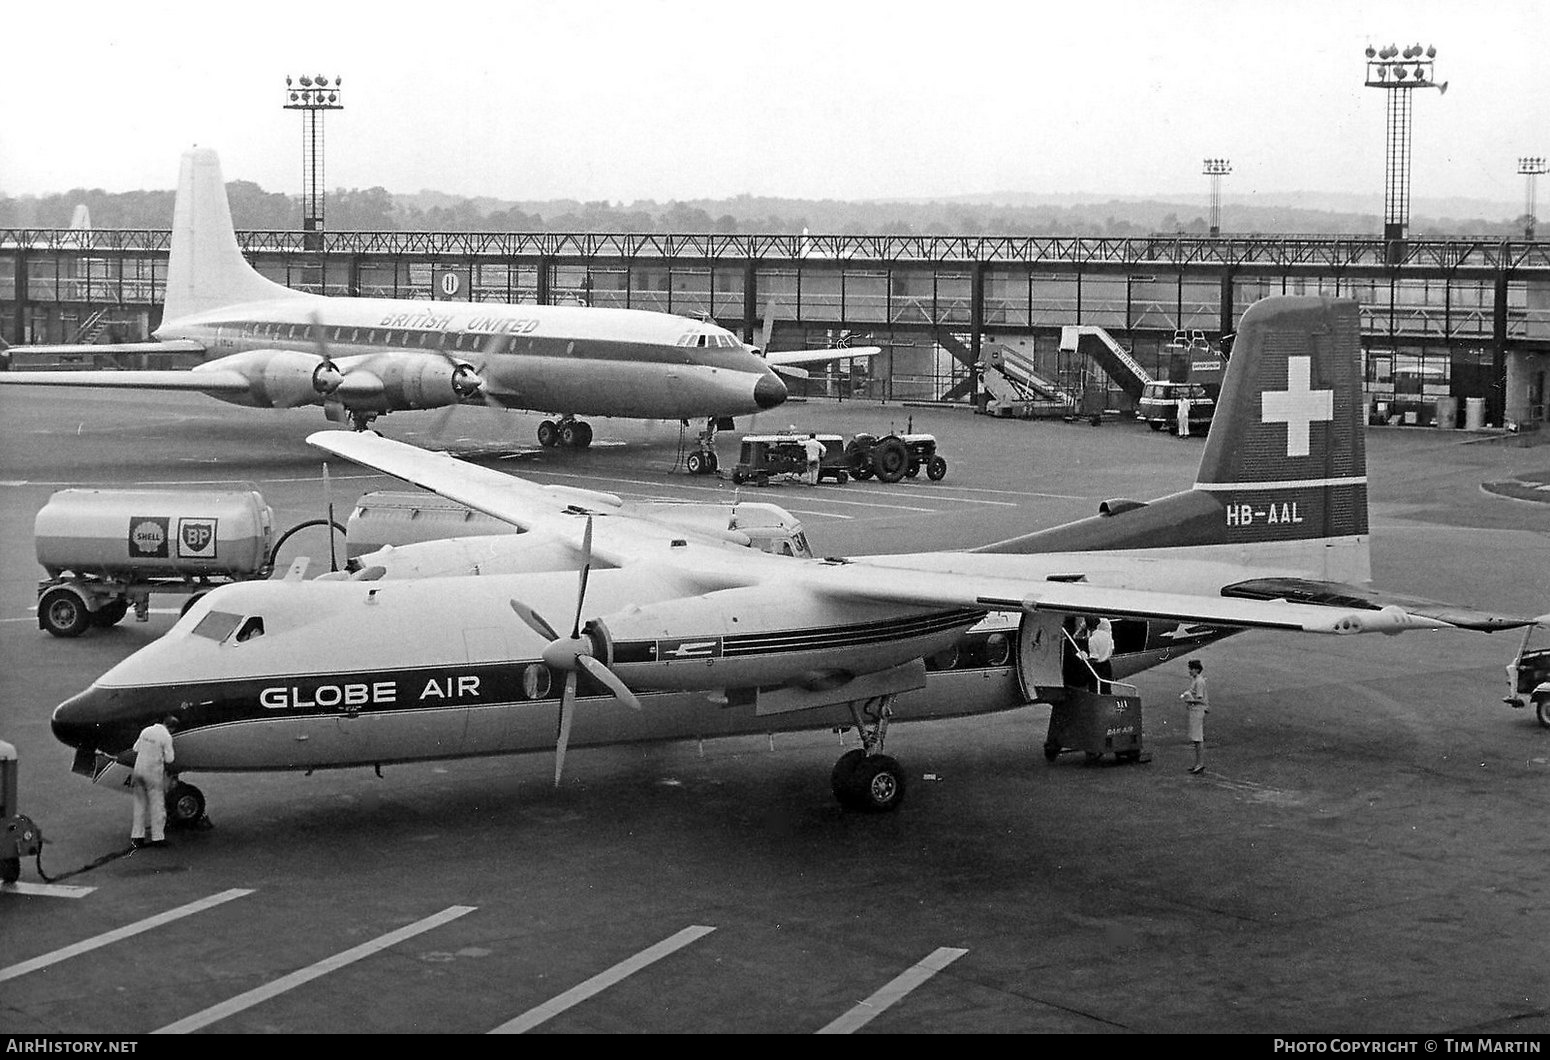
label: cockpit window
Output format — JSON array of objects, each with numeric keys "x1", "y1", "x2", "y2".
[
  {"x1": 191, "y1": 610, "x2": 242, "y2": 642},
  {"x1": 236, "y1": 616, "x2": 265, "y2": 643}
]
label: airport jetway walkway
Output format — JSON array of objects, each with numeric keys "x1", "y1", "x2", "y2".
[{"x1": 1059, "y1": 326, "x2": 1153, "y2": 401}]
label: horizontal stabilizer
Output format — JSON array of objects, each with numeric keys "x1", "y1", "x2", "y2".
[{"x1": 1222, "y1": 577, "x2": 1538, "y2": 632}]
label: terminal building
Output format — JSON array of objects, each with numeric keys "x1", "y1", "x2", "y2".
[{"x1": 3, "y1": 229, "x2": 1548, "y2": 430}]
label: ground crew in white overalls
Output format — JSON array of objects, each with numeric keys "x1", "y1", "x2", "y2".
[
  {"x1": 803, "y1": 433, "x2": 825, "y2": 485},
  {"x1": 129, "y1": 715, "x2": 178, "y2": 847}
]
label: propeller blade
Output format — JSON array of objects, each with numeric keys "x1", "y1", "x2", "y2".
[
  {"x1": 571, "y1": 516, "x2": 593, "y2": 639},
  {"x1": 553, "y1": 670, "x2": 577, "y2": 787},
  {"x1": 308, "y1": 310, "x2": 333, "y2": 365},
  {"x1": 576, "y1": 654, "x2": 641, "y2": 711},
  {"x1": 509, "y1": 599, "x2": 561, "y2": 642}
]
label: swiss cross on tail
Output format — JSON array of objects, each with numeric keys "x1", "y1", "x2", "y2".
[{"x1": 1261, "y1": 357, "x2": 1334, "y2": 458}]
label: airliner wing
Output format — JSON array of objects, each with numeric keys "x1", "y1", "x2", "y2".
[
  {"x1": 0, "y1": 339, "x2": 205, "y2": 360},
  {"x1": 307, "y1": 431, "x2": 757, "y2": 566},
  {"x1": 800, "y1": 560, "x2": 1481, "y2": 636},
  {"x1": 764, "y1": 345, "x2": 882, "y2": 369},
  {"x1": 0, "y1": 367, "x2": 250, "y2": 394},
  {"x1": 1221, "y1": 577, "x2": 1536, "y2": 633}
]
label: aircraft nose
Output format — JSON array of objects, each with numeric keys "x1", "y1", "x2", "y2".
[
  {"x1": 754, "y1": 372, "x2": 787, "y2": 410},
  {"x1": 51, "y1": 686, "x2": 137, "y2": 755}
]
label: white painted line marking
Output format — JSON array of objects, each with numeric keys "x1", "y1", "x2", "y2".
[
  {"x1": 488, "y1": 924, "x2": 716, "y2": 1034},
  {"x1": 0, "y1": 881, "x2": 96, "y2": 899},
  {"x1": 155, "y1": 904, "x2": 476, "y2": 1034},
  {"x1": 0, "y1": 888, "x2": 253, "y2": 983},
  {"x1": 815, "y1": 946, "x2": 968, "y2": 1034}
]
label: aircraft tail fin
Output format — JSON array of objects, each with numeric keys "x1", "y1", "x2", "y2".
[
  {"x1": 975, "y1": 295, "x2": 1369, "y2": 582},
  {"x1": 161, "y1": 148, "x2": 302, "y2": 324}
]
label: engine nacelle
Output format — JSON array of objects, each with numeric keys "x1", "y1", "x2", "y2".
[
  {"x1": 591, "y1": 585, "x2": 983, "y2": 693},
  {"x1": 367, "y1": 354, "x2": 474, "y2": 412},
  {"x1": 201, "y1": 349, "x2": 333, "y2": 408}
]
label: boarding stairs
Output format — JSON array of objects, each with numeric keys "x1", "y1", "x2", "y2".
[
  {"x1": 978, "y1": 344, "x2": 1076, "y2": 416},
  {"x1": 68, "y1": 309, "x2": 112, "y2": 345},
  {"x1": 1059, "y1": 325, "x2": 1153, "y2": 401}
]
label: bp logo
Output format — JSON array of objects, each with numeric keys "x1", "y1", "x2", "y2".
[
  {"x1": 128, "y1": 517, "x2": 169, "y2": 558},
  {"x1": 177, "y1": 517, "x2": 218, "y2": 559}
]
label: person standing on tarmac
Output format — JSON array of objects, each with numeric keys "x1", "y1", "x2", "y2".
[
  {"x1": 1180, "y1": 660, "x2": 1209, "y2": 774},
  {"x1": 802, "y1": 433, "x2": 825, "y2": 485},
  {"x1": 1176, "y1": 392, "x2": 1193, "y2": 438},
  {"x1": 1087, "y1": 617, "x2": 1115, "y2": 693},
  {"x1": 129, "y1": 715, "x2": 178, "y2": 847}
]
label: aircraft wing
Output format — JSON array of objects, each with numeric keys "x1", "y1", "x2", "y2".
[
  {"x1": 0, "y1": 339, "x2": 205, "y2": 360},
  {"x1": 0, "y1": 366, "x2": 250, "y2": 394},
  {"x1": 764, "y1": 345, "x2": 882, "y2": 369},
  {"x1": 307, "y1": 431, "x2": 758, "y2": 567},
  {"x1": 799, "y1": 560, "x2": 1480, "y2": 636},
  {"x1": 1220, "y1": 577, "x2": 1537, "y2": 633}
]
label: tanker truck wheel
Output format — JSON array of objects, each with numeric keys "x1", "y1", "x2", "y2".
[
  {"x1": 90, "y1": 599, "x2": 129, "y2": 628},
  {"x1": 40, "y1": 587, "x2": 91, "y2": 638}
]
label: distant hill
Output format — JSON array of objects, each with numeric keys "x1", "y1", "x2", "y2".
[{"x1": 0, "y1": 181, "x2": 1530, "y2": 239}]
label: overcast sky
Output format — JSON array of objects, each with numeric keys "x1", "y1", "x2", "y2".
[{"x1": 3, "y1": 0, "x2": 1545, "y2": 207}]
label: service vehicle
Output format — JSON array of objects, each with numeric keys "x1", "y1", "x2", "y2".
[
  {"x1": 845, "y1": 432, "x2": 947, "y2": 483},
  {"x1": 1504, "y1": 624, "x2": 1550, "y2": 728},
  {"x1": 1137, "y1": 381, "x2": 1215, "y2": 435},
  {"x1": 731, "y1": 433, "x2": 849, "y2": 486},
  {"x1": 35, "y1": 488, "x2": 277, "y2": 637}
]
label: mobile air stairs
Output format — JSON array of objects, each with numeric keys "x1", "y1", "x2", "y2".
[
  {"x1": 1057, "y1": 326, "x2": 1154, "y2": 403},
  {"x1": 977, "y1": 343, "x2": 1078, "y2": 418}
]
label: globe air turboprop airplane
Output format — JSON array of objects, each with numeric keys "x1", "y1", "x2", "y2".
[
  {"x1": 0, "y1": 148, "x2": 876, "y2": 461},
  {"x1": 48, "y1": 296, "x2": 1534, "y2": 821}
]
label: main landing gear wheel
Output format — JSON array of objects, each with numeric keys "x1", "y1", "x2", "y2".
[
  {"x1": 832, "y1": 751, "x2": 907, "y2": 812},
  {"x1": 686, "y1": 450, "x2": 718, "y2": 475},
  {"x1": 560, "y1": 421, "x2": 594, "y2": 448},
  {"x1": 165, "y1": 781, "x2": 206, "y2": 829},
  {"x1": 39, "y1": 587, "x2": 90, "y2": 638},
  {"x1": 537, "y1": 420, "x2": 560, "y2": 447}
]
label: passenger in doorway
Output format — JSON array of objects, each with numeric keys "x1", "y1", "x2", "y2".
[
  {"x1": 803, "y1": 433, "x2": 824, "y2": 485},
  {"x1": 129, "y1": 715, "x2": 179, "y2": 847},
  {"x1": 1087, "y1": 617, "x2": 1114, "y2": 693},
  {"x1": 1179, "y1": 660, "x2": 1209, "y2": 774},
  {"x1": 1176, "y1": 393, "x2": 1193, "y2": 438}
]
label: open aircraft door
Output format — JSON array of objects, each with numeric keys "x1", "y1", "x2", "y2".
[{"x1": 1015, "y1": 611, "x2": 1065, "y2": 702}]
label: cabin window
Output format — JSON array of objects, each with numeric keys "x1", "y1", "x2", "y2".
[
  {"x1": 522, "y1": 663, "x2": 553, "y2": 699},
  {"x1": 235, "y1": 616, "x2": 265, "y2": 643}
]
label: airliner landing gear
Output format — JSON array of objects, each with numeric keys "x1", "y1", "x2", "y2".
[
  {"x1": 538, "y1": 417, "x2": 593, "y2": 448},
  {"x1": 164, "y1": 780, "x2": 207, "y2": 829},
  {"x1": 831, "y1": 695, "x2": 906, "y2": 812},
  {"x1": 685, "y1": 419, "x2": 720, "y2": 476}
]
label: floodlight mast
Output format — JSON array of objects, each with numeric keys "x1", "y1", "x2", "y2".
[
  {"x1": 1202, "y1": 158, "x2": 1232, "y2": 238},
  {"x1": 282, "y1": 74, "x2": 344, "y2": 252},
  {"x1": 1518, "y1": 156, "x2": 1547, "y2": 240},
  {"x1": 1363, "y1": 43, "x2": 1444, "y2": 258}
]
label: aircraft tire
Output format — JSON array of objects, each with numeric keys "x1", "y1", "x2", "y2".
[
  {"x1": 1536, "y1": 697, "x2": 1550, "y2": 730},
  {"x1": 40, "y1": 587, "x2": 91, "y2": 638},
  {"x1": 537, "y1": 420, "x2": 559, "y2": 447},
  {"x1": 848, "y1": 754, "x2": 907, "y2": 812},
  {"x1": 831, "y1": 749, "x2": 868, "y2": 809},
  {"x1": 90, "y1": 599, "x2": 129, "y2": 627},
  {"x1": 165, "y1": 781, "x2": 206, "y2": 829},
  {"x1": 686, "y1": 451, "x2": 707, "y2": 476},
  {"x1": 574, "y1": 422, "x2": 593, "y2": 448},
  {"x1": 872, "y1": 438, "x2": 909, "y2": 483},
  {"x1": 560, "y1": 423, "x2": 580, "y2": 447},
  {"x1": 926, "y1": 456, "x2": 948, "y2": 481}
]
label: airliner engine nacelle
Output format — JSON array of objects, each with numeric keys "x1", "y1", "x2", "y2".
[
  {"x1": 197, "y1": 349, "x2": 347, "y2": 408},
  {"x1": 348, "y1": 354, "x2": 484, "y2": 414},
  {"x1": 588, "y1": 585, "x2": 980, "y2": 693}
]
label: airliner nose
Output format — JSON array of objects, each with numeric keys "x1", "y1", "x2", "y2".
[
  {"x1": 754, "y1": 372, "x2": 787, "y2": 410},
  {"x1": 51, "y1": 686, "x2": 137, "y2": 755}
]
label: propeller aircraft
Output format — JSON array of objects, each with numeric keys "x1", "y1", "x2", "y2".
[
  {"x1": 0, "y1": 148, "x2": 847, "y2": 464},
  {"x1": 47, "y1": 295, "x2": 1537, "y2": 823}
]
